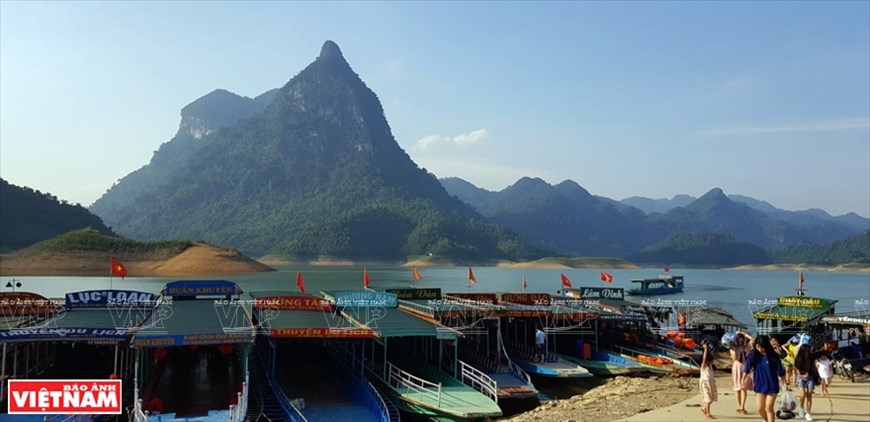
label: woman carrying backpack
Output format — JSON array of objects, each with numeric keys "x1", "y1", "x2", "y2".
[{"x1": 745, "y1": 335, "x2": 787, "y2": 422}]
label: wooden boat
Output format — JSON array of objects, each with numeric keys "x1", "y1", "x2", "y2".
[
  {"x1": 556, "y1": 350, "x2": 648, "y2": 376},
  {"x1": 626, "y1": 275, "x2": 684, "y2": 295},
  {"x1": 605, "y1": 344, "x2": 700, "y2": 376}
]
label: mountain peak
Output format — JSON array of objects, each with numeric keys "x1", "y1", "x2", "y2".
[{"x1": 317, "y1": 40, "x2": 347, "y2": 64}]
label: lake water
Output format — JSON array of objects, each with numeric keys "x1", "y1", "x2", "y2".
[{"x1": 5, "y1": 266, "x2": 869, "y2": 332}]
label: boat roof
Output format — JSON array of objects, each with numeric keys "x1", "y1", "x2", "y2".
[
  {"x1": 256, "y1": 308, "x2": 374, "y2": 338},
  {"x1": 630, "y1": 275, "x2": 684, "y2": 283},
  {"x1": 248, "y1": 291, "x2": 373, "y2": 338},
  {"x1": 349, "y1": 307, "x2": 458, "y2": 339},
  {"x1": 753, "y1": 296, "x2": 837, "y2": 323},
  {"x1": 131, "y1": 299, "x2": 254, "y2": 348},
  {"x1": 399, "y1": 298, "x2": 502, "y2": 319},
  {"x1": 822, "y1": 311, "x2": 870, "y2": 327},
  {"x1": 0, "y1": 290, "x2": 157, "y2": 343},
  {"x1": 684, "y1": 306, "x2": 748, "y2": 329}
]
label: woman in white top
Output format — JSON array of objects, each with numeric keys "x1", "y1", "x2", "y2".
[{"x1": 815, "y1": 351, "x2": 833, "y2": 396}]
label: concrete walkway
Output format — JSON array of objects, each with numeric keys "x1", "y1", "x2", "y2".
[{"x1": 619, "y1": 374, "x2": 870, "y2": 422}]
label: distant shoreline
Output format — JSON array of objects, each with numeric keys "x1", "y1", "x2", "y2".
[
  {"x1": 728, "y1": 264, "x2": 870, "y2": 272},
  {"x1": 3, "y1": 251, "x2": 866, "y2": 276}
]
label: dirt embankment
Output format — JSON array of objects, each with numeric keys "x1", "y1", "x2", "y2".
[
  {"x1": 0, "y1": 243, "x2": 274, "y2": 276},
  {"x1": 506, "y1": 376, "x2": 698, "y2": 422}
]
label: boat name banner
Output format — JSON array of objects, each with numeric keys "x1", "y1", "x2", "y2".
[
  {"x1": 334, "y1": 291, "x2": 397, "y2": 308},
  {"x1": 500, "y1": 293, "x2": 550, "y2": 306},
  {"x1": 270, "y1": 327, "x2": 374, "y2": 338},
  {"x1": 778, "y1": 296, "x2": 832, "y2": 309},
  {"x1": 0, "y1": 292, "x2": 57, "y2": 316},
  {"x1": 253, "y1": 295, "x2": 332, "y2": 311},
  {"x1": 132, "y1": 331, "x2": 252, "y2": 347},
  {"x1": 7, "y1": 380, "x2": 122, "y2": 414},
  {"x1": 386, "y1": 288, "x2": 442, "y2": 300},
  {"x1": 0, "y1": 328, "x2": 129, "y2": 340},
  {"x1": 65, "y1": 290, "x2": 156, "y2": 309},
  {"x1": 448, "y1": 293, "x2": 498, "y2": 304},
  {"x1": 566, "y1": 287, "x2": 625, "y2": 300},
  {"x1": 162, "y1": 280, "x2": 242, "y2": 298}
]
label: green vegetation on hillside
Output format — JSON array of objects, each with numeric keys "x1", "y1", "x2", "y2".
[
  {"x1": 627, "y1": 232, "x2": 772, "y2": 267},
  {"x1": 0, "y1": 179, "x2": 115, "y2": 253},
  {"x1": 24, "y1": 228, "x2": 191, "y2": 258},
  {"x1": 771, "y1": 230, "x2": 869, "y2": 266}
]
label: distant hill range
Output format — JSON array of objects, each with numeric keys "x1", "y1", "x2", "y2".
[
  {"x1": 0, "y1": 178, "x2": 115, "y2": 253},
  {"x1": 440, "y1": 177, "x2": 869, "y2": 259},
  {"x1": 90, "y1": 41, "x2": 532, "y2": 263}
]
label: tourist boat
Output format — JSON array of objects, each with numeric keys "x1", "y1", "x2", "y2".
[
  {"x1": 626, "y1": 275, "x2": 684, "y2": 295},
  {"x1": 320, "y1": 290, "x2": 503, "y2": 420},
  {"x1": 247, "y1": 291, "x2": 395, "y2": 422},
  {"x1": 556, "y1": 350, "x2": 648, "y2": 376},
  {"x1": 394, "y1": 290, "x2": 540, "y2": 403},
  {"x1": 605, "y1": 344, "x2": 700, "y2": 376}
]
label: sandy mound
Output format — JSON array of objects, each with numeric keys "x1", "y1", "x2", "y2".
[
  {"x1": 146, "y1": 243, "x2": 274, "y2": 275},
  {"x1": 0, "y1": 243, "x2": 274, "y2": 276},
  {"x1": 507, "y1": 375, "x2": 697, "y2": 422}
]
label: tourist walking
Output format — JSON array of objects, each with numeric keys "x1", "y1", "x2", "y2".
[
  {"x1": 816, "y1": 351, "x2": 833, "y2": 396},
  {"x1": 699, "y1": 343, "x2": 718, "y2": 419},
  {"x1": 730, "y1": 330, "x2": 753, "y2": 414},
  {"x1": 745, "y1": 335, "x2": 787, "y2": 422},
  {"x1": 794, "y1": 345, "x2": 817, "y2": 421}
]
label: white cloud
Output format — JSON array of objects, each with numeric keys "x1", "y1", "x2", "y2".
[
  {"x1": 697, "y1": 117, "x2": 870, "y2": 137},
  {"x1": 414, "y1": 129, "x2": 491, "y2": 151}
]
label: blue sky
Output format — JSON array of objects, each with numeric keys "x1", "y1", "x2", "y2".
[{"x1": 2, "y1": 1, "x2": 868, "y2": 217}]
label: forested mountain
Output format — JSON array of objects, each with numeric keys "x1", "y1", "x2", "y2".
[
  {"x1": 442, "y1": 178, "x2": 867, "y2": 260},
  {"x1": 442, "y1": 176, "x2": 666, "y2": 256},
  {"x1": 90, "y1": 42, "x2": 534, "y2": 262},
  {"x1": 771, "y1": 230, "x2": 870, "y2": 266},
  {"x1": 623, "y1": 193, "x2": 868, "y2": 233},
  {"x1": 0, "y1": 179, "x2": 115, "y2": 252},
  {"x1": 625, "y1": 233, "x2": 772, "y2": 267}
]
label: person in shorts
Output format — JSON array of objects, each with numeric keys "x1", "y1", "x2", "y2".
[{"x1": 794, "y1": 345, "x2": 816, "y2": 421}]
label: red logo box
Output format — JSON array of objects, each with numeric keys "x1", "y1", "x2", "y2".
[{"x1": 7, "y1": 380, "x2": 122, "y2": 414}]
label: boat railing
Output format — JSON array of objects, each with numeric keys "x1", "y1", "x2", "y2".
[
  {"x1": 397, "y1": 299, "x2": 437, "y2": 319},
  {"x1": 227, "y1": 379, "x2": 248, "y2": 422},
  {"x1": 500, "y1": 342, "x2": 534, "y2": 387},
  {"x1": 386, "y1": 361, "x2": 442, "y2": 407},
  {"x1": 254, "y1": 343, "x2": 308, "y2": 422},
  {"x1": 455, "y1": 359, "x2": 499, "y2": 403},
  {"x1": 360, "y1": 374, "x2": 400, "y2": 422},
  {"x1": 325, "y1": 340, "x2": 397, "y2": 422}
]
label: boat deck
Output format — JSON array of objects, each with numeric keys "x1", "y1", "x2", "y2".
[
  {"x1": 513, "y1": 357, "x2": 592, "y2": 378},
  {"x1": 275, "y1": 342, "x2": 378, "y2": 422},
  {"x1": 488, "y1": 372, "x2": 538, "y2": 398},
  {"x1": 151, "y1": 348, "x2": 241, "y2": 417},
  {"x1": 395, "y1": 384, "x2": 500, "y2": 418}
]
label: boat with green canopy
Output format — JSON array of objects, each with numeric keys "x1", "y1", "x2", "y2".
[{"x1": 321, "y1": 290, "x2": 502, "y2": 421}]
